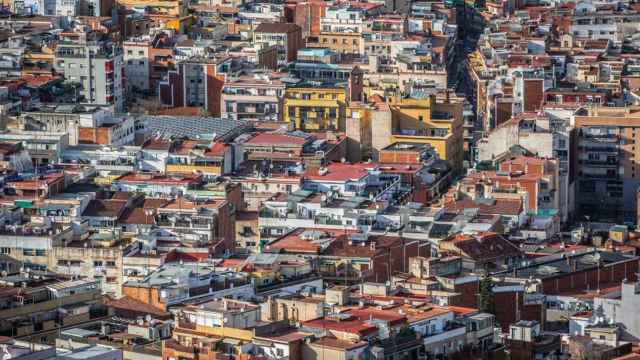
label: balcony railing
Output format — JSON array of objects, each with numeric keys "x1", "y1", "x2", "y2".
[
  {"x1": 581, "y1": 172, "x2": 617, "y2": 179},
  {"x1": 579, "y1": 159, "x2": 618, "y2": 167},
  {"x1": 315, "y1": 218, "x2": 342, "y2": 226},
  {"x1": 423, "y1": 325, "x2": 466, "y2": 345},
  {"x1": 258, "y1": 209, "x2": 287, "y2": 219}
]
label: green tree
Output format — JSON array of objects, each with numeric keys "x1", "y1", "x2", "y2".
[{"x1": 478, "y1": 276, "x2": 495, "y2": 314}]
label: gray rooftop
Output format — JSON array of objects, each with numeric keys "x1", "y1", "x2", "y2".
[{"x1": 496, "y1": 249, "x2": 638, "y2": 279}]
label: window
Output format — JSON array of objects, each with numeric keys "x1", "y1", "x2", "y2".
[
  {"x1": 276, "y1": 349, "x2": 284, "y2": 357},
  {"x1": 23, "y1": 249, "x2": 35, "y2": 256},
  {"x1": 0, "y1": 247, "x2": 9, "y2": 254},
  {"x1": 93, "y1": 260, "x2": 103, "y2": 267},
  {"x1": 106, "y1": 261, "x2": 116, "y2": 267},
  {"x1": 35, "y1": 249, "x2": 46, "y2": 256}
]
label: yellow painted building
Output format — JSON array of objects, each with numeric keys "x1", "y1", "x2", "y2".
[
  {"x1": 283, "y1": 85, "x2": 347, "y2": 131},
  {"x1": 345, "y1": 102, "x2": 374, "y2": 161},
  {"x1": 166, "y1": 163, "x2": 223, "y2": 175},
  {"x1": 389, "y1": 95, "x2": 464, "y2": 172},
  {"x1": 166, "y1": 140, "x2": 230, "y2": 176},
  {"x1": 116, "y1": 0, "x2": 186, "y2": 16},
  {"x1": 315, "y1": 32, "x2": 363, "y2": 55}
]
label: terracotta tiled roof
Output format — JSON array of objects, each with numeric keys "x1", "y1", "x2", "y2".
[
  {"x1": 310, "y1": 337, "x2": 368, "y2": 350},
  {"x1": 304, "y1": 162, "x2": 376, "y2": 182},
  {"x1": 105, "y1": 296, "x2": 170, "y2": 318},
  {"x1": 83, "y1": 199, "x2": 127, "y2": 218},
  {"x1": 444, "y1": 198, "x2": 523, "y2": 216},
  {"x1": 344, "y1": 307, "x2": 407, "y2": 326},
  {"x1": 302, "y1": 316, "x2": 378, "y2": 336},
  {"x1": 116, "y1": 173, "x2": 201, "y2": 185},
  {"x1": 120, "y1": 207, "x2": 154, "y2": 225},
  {"x1": 254, "y1": 22, "x2": 301, "y2": 34},
  {"x1": 446, "y1": 232, "x2": 522, "y2": 262},
  {"x1": 143, "y1": 198, "x2": 170, "y2": 209},
  {"x1": 149, "y1": 107, "x2": 202, "y2": 116}
]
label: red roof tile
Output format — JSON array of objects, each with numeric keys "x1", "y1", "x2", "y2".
[
  {"x1": 444, "y1": 198, "x2": 523, "y2": 216},
  {"x1": 304, "y1": 162, "x2": 376, "y2": 182},
  {"x1": 446, "y1": 232, "x2": 522, "y2": 262},
  {"x1": 344, "y1": 307, "x2": 406, "y2": 326},
  {"x1": 302, "y1": 316, "x2": 378, "y2": 336}
]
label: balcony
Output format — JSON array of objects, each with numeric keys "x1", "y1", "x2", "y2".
[
  {"x1": 166, "y1": 164, "x2": 222, "y2": 175},
  {"x1": 423, "y1": 324, "x2": 466, "y2": 346},
  {"x1": 258, "y1": 208, "x2": 287, "y2": 219},
  {"x1": 579, "y1": 159, "x2": 618, "y2": 167},
  {"x1": 582, "y1": 133, "x2": 619, "y2": 142},
  {"x1": 156, "y1": 219, "x2": 212, "y2": 229},
  {"x1": 315, "y1": 217, "x2": 343, "y2": 226},
  {"x1": 393, "y1": 128, "x2": 450, "y2": 138},
  {"x1": 581, "y1": 172, "x2": 617, "y2": 179}
]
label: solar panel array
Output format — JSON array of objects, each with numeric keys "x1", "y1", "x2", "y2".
[{"x1": 136, "y1": 115, "x2": 249, "y2": 140}]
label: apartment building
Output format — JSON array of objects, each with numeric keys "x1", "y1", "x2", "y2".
[
  {"x1": 159, "y1": 56, "x2": 242, "y2": 116},
  {"x1": 240, "y1": 130, "x2": 347, "y2": 169},
  {"x1": 0, "y1": 277, "x2": 105, "y2": 342},
  {"x1": 49, "y1": 243, "x2": 124, "y2": 296},
  {"x1": 123, "y1": 37, "x2": 151, "y2": 94},
  {"x1": 155, "y1": 198, "x2": 236, "y2": 255},
  {"x1": 477, "y1": 114, "x2": 572, "y2": 222},
  {"x1": 386, "y1": 95, "x2": 464, "y2": 173},
  {"x1": 320, "y1": 6, "x2": 364, "y2": 33},
  {"x1": 123, "y1": 263, "x2": 252, "y2": 311},
  {"x1": 253, "y1": 23, "x2": 304, "y2": 63},
  {"x1": 54, "y1": 42, "x2": 124, "y2": 111},
  {"x1": 460, "y1": 156, "x2": 561, "y2": 219},
  {"x1": 17, "y1": 104, "x2": 112, "y2": 146},
  {"x1": 572, "y1": 107, "x2": 640, "y2": 223},
  {"x1": 283, "y1": 83, "x2": 348, "y2": 131},
  {"x1": 166, "y1": 140, "x2": 233, "y2": 176},
  {"x1": 123, "y1": 32, "x2": 177, "y2": 95},
  {"x1": 221, "y1": 73, "x2": 286, "y2": 121}
]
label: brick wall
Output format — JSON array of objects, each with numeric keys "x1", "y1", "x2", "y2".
[
  {"x1": 541, "y1": 260, "x2": 638, "y2": 295},
  {"x1": 451, "y1": 280, "x2": 479, "y2": 308},
  {"x1": 205, "y1": 64, "x2": 223, "y2": 116},
  {"x1": 371, "y1": 239, "x2": 429, "y2": 282},
  {"x1": 122, "y1": 285, "x2": 166, "y2": 311},
  {"x1": 523, "y1": 79, "x2": 544, "y2": 112},
  {"x1": 78, "y1": 127, "x2": 111, "y2": 145},
  {"x1": 379, "y1": 150, "x2": 421, "y2": 164}
]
